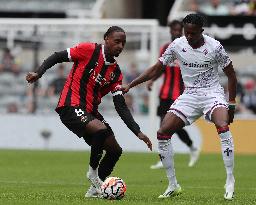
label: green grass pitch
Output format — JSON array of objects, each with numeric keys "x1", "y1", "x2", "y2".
[{"x1": 0, "y1": 149, "x2": 255, "y2": 205}]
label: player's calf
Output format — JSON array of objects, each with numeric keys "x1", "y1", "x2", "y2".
[{"x1": 98, "y1": 147, "x2": 122, "y2": 181}]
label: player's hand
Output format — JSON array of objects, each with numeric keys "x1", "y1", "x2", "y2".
[
  {"x1": 120, "y1": 84, "x2": 131, "y2": 93},
  {"x1": 137, "y1": 132, "x2": 152, "y2": 151},
  {"x1": 146, "y1": 80, "x2": 153, "y2": 91},
  {"x1": 26, "y1": 72, "x2": 40, "y2": 84},
  {"x1": 228, "y1": 108, "x2": 235, "y2": 124}
]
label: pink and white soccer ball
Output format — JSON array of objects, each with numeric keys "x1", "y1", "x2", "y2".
[{"x1": 101, "y1": 176, "x2": 127, "y2": 200}]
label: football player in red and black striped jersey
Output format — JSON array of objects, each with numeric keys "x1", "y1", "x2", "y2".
[
  {"x1": 26, "y1": 26, "x2": 152, "y2": 198},
  {"x1": 147, "y1": 20, "x2": 200, "y2": 169}
]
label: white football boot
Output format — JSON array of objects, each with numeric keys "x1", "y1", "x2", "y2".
[
  {"x1": 158, "y1": 184, "x2": 182, "y2": 198},
  {"x1": 188, "y1": 147, "x2": 200, "y2": 167},
  {"x1": 150, "y1": 160, "x2": 164, "y2": 169},
  {"x1": 86, "y1": 172, "x2": 103, "y2": 193},
  {"x1": 224, "y1": 176, "x2": 235, "y2": 200},
  {"x1": 85, "y1": 185, "x2": 103, "y2": 198}
]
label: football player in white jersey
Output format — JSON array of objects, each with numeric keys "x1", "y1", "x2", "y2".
[{"x1": 122, "y1": 13, "x2": 237, "y2": 200}]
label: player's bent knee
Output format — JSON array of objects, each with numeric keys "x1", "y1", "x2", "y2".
[
  {"x1": 214, "y1": 120, "x2": 229, "y2": 129},
  {"x1": 158, "y1": 129, "x2": 168, "y2": 135},
  {"x1": 107, "y1": 147, "x2": 123, "y2": 160}
]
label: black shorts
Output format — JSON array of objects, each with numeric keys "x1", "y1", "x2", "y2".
[
  {"x1": 157, "y1": 99, "x2": 175, "y2": 117},
  {"x1": 56, "y1": 106, "x2": 113, "y2": 145}
]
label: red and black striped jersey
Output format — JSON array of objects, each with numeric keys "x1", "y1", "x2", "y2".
[
  {"x1": 159, "y1": 42, "x2": 184, "y2": 100},
  {"x1": 56, "y1": 43, "x2": 123, "y2": 114}
]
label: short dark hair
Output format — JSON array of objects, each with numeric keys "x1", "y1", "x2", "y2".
[
  {"x1": 103, "y1": 26, "x2": 125, "y2": 40},
  {"x1": 182, "y1": 13, "x2": 206, "y2": 27},
  {"x1": 168, "y1": 20, "x2": 183, "y2": 29}
]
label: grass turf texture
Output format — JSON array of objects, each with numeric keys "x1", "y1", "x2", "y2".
[{"x1": 0, "y1": 149, "x2": 255, "y2": 205}]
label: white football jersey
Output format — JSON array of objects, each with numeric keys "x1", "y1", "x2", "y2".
[{"x1": 159, "y1": 34, "x2": 231, "y2": 90}]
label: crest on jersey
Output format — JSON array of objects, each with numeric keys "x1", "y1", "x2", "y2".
[
  {"x1": 203, "y1": 49, "x2": 208, "y2": 55},
  {"x1": 110, "y1": 72, "x2": 115, "y2": 81},
  {"x1": 182, "y1": 48, "x2": 187, "y2": 52}
]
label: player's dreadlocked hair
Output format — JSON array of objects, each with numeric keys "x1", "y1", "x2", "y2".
[
  {"x1": 168, "y1": 20, "x2": 183, "y2": 29},
  {"x1": 104, "y1": 26, "x2": 125, "y2": 40},
  {"x1": 182, "y1": 13, "x2": 206, "y2": 27}
]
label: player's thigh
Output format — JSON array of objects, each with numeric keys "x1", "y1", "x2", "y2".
[
  {"x1": 203, "y1": 92, "x2": 228, "y2": 126},
  {"x1": 211, "y1": 107, "x2": 229, "y2": 127},
  {"x1": 168, "y1": 93, "x2": 202, "y2": 126},
  {"x1": 159, "y1": 112, "x2": 185, "y2": 135}
]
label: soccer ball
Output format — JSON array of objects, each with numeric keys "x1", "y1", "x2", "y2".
[{"x1": 101, "y1": 176, "x2": 127, "y2": 200}]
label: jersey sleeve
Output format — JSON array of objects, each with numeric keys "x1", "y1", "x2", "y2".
[
  {"x1": 67, "y1": 42, "x2": 95, "y2": 62},
  {"x1": 214, "y1": 43, "x2": 231, "y2": 70},
  {"x1": 159, "y1": 42, "x2": 177, "y2": 66}
]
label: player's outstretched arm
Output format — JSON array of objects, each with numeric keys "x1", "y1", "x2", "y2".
[
  {"x1": 223, "y1": 62, "x2": 237, "y2": 124},
  {"x1": 113, "y1": 94, "x2": 152, "y2": 151},
  {"x1": 147, "y1": 69, "x2": 164, "y2": 91},
  {"x1": 121, "y1": 61, "x2": 163, "y2": 93},
  {"x1": 26, "y1": 50, "x2": 69, "y2": 84}
]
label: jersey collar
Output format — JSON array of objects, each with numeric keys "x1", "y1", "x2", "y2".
[{"x1": 102, "y1": 45, "x2": 116, "y2": 65}]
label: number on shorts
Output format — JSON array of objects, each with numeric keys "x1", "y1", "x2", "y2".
[{"x1": 75, "y1": 108, "x2": 84, "y2": 117}]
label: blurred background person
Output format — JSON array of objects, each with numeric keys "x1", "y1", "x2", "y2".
[
  {"x1": 241, "y1": 79, "x2": 256, "y2": 114},
  {"x1": 124, "y1": 62, "x2": 141, "y2": 84},
  {"x1": 47, "y1": 64, "x2": 66, "y2": 96},
  {"x1": 199, "y1": 0, "x2": 230, "y2": 15},
  {"x1": 0, "y1": 48, "x2": 21, "y2": 76},
  {"x1": 230, "y1": 0, "x2": 250, "y2": 15},
  {"x1": 139, "y1": 93, "x2": 149, "y2": 115},
  {"x1": 248, "y1": 0, "x2": 256, "y2": 15},
  {"x1": 6, "y1": 102, "x2": 19, "y2": 113}
]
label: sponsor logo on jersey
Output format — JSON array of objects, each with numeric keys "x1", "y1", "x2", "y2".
[
  {"x1": 89, "y1": 69, "x2": 110, "y2": 86},
  {"x1": 182, "y1": 61, "x2": 211, "y2": 68},
  {"x1": 81, "y1": 115, "x2": 88, "y2": 123}
]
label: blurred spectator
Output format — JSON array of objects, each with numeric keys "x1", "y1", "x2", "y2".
[
  {"x1": 0, "y1": 48, "x2": 21, "y2": 76},
  {"x1": 230, "y1": 0, "x2": 250, "y2": 15},
  {"x1": 25, "y1": 82, "x2": 46, "y2": 113},
  {"x1": 124, "y1": 62, "x2": 141, "y2": 83},
  {"x1": 241, "y1": 79, "x2": 256, "y2": 114},
  {"x1": 199, "y1": 0, "x2": 230, "y2": 15},
  {"x1": 6, "y1": 102, "x2": 19, "y2": 113},
  {"x1": 47, "y1": 64, "x2": 66, "y2": 96},
  {"x1": 139, "y1": 94, "x2": 149, "y2": 115},
  {"x1": 124, "y1": 93, "x2": 135, "y2": 113},
  {"x1": 248, "y1": 0, "x2": 256, "y2": 15},
  {"x1": 188, "y1": 0, "x2": 199, "y2": 12},
  {"x1": 223, "y1": 81, "x2": 247, "y2": 114}
]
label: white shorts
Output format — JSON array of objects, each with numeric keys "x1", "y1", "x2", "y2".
[{"x1": 168, "y1": 87, "x2": 228, "y2": 125}]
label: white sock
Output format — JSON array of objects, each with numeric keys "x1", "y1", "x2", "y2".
[
  {"x1": 88, "y1": 165, "x2": 98, "y2": 178},
  {"x1": 219, "y1": 131, "x2": 234, "y2": 184},
  {"x1": 189, "y1": 145, "x2": 197, "y2": 152},
  {"x1": 158, "y1": 139, "x2": 178, "y2": 188}
]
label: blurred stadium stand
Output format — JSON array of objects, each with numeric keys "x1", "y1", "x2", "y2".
[
  {"x1": 0, "y1": 0, "x2": 98, "y2": 18},
  {"x1": 0, "y1": 0, "x2": 255, "y2": 153},
  {"x1": 0, "y1": 0, "x2": 255, "y2": 117}
]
